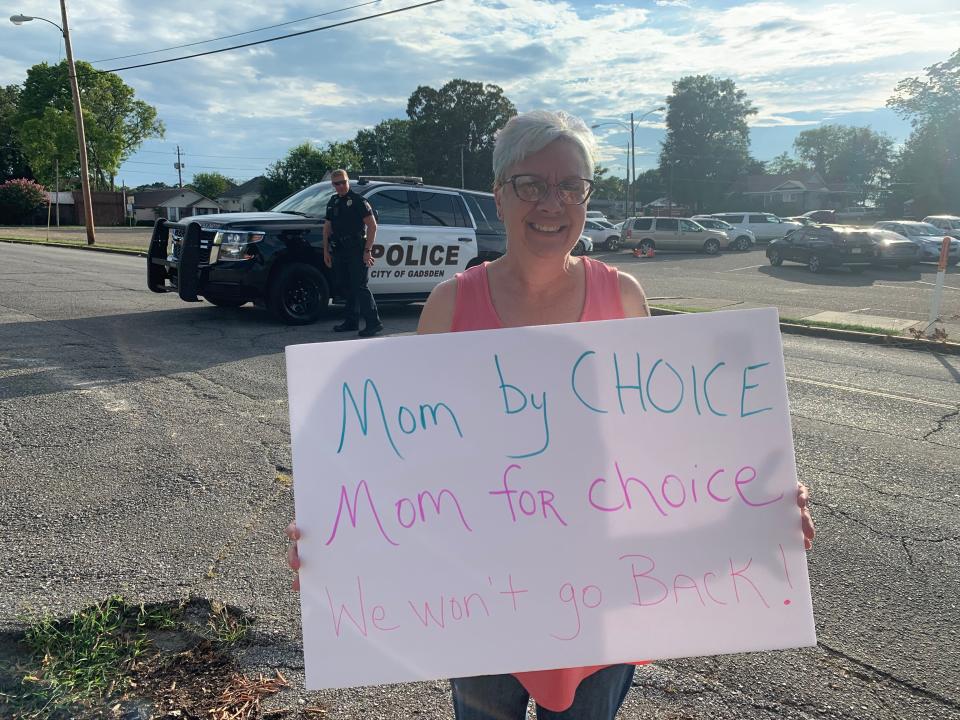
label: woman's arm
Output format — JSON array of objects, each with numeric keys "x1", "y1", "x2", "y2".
[
  {"x1": 417, "y1": 278, "x2": 458, "y2": 334},
  {"x1": 618, "y1": 271, "x2": 650, "y2": 319}
]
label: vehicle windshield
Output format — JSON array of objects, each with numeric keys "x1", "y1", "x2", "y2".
[
  {"x1": 907, "y1": 223, "x2": 943, "y2": 236},
  {"x1": 271, "y1": 182, "x2": 337, "y2": 216}
]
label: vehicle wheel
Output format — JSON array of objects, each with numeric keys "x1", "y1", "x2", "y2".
[
  {"x1": 703, "y1": 238, "x2": 721, "y2": 255},
  {"x1": 204, "y1": 293, "x2": 248, "y2": 308},
  {"x1": 848, "y1": 266, "x2": 865, "y2": 274},
  {"x1": 571, "y1": 240, "x2": 586, "y2": 256},
  {"x1": 605, "y1": 235, "x2": 622, "y2": 251},
  {"x1": 768, "y1": 250, "x2": 783, "y2": 266},
  {"x1": 736, "y1": 236, "x2": 752, "y2": 251},
  {"x1": 638, "y1": 239, "x2": 655, "y2": 254},
  {"x1": 807, "y1": 254, "x2": 823, "y2": 273},
  {"x1": 268, "y1": 262, "x2": 330, "y2": 325}
]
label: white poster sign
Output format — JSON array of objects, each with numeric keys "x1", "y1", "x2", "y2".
[{"x1": 286, "y1": 308, "x2": 816, "y2": 690}]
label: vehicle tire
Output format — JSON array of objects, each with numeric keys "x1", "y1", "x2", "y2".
[
  {"x1": 703, "y1": 238, "x2": 721, "y2": 255},
  {"x1": 572, "y1": 240, "x2": 586, "y2": 256},
  {"x1": 638, "y1": 239, "x2": 655, "y2": 254},
  {"x1": 204, "y1": 294, "x2": 248, "y2": 308},
  {"x1": 605, "y1": 235, "x2": 622, "y2": 251},
  {"x1": 807, "y1": 254, "x2": 823, "y2": 273},
  {"x1": 768, "y1": 250, "x2": 783, "y2": 266},
  {"x1": 268, "y1": 262, "x2": 330, "y2": 325},
  {"x1": 736, "y1": 236, "x2": 751, "y2": 251}
]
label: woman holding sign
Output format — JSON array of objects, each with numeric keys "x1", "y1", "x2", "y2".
[{"x1": 288, "y1": 110, "x2": 815, "y2": 719}]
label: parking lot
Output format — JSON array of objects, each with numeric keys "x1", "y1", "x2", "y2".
[{"x1": 595, "y1": 246, "x2": 960, "y2": 333}]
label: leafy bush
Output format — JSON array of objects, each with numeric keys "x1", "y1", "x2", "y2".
[{"x1": 0, "y1": 178, "x2": 47, "y2": 224}]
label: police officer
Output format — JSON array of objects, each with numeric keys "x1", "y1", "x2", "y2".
[{"x1": 323, "y1": 169, "x2": 383, "y2": 337}]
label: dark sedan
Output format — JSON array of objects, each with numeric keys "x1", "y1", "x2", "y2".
[
  {"x1": 869, "y1": 228, "x2": 919, "y2": 269},
  {"x1": 766, "y1": 225, "x2": 877, "y2": 273}
]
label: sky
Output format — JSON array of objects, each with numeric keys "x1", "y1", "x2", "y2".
[{"x1": 2, "y1": 0, "x2": 959, "y2": 189}]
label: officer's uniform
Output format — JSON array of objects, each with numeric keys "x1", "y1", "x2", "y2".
[{"x1": 325, "y1": 189, "x2": 381, "y2": 331}]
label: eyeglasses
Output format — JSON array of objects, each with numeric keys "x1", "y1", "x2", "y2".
[
  {"x1": 503, "y1": 175, "x2": 594, "y2": 205},
  {"x1": 332, "y1": 179, "x2": 347, "y2": 187}
]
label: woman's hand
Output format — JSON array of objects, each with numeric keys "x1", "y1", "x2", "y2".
[
  {"x1": 285, "y1": 521, "x2": 301, "y2": 591},
  {"x1": 798, "y1": 483, "x2": 815, "y2": 550}
]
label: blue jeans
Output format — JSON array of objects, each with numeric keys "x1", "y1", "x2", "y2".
[{"x1": 451, "y1": 664, "x2": 635, "y2": 720}]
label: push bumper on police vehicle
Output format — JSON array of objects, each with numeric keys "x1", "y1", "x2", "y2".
[{"x1": 147, "y1": 218, "x2": 263, "y2": 302}]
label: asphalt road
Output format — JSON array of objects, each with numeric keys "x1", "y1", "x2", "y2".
[{"x1": 1, "y1": 244, "x2": 958, "y2": 719}]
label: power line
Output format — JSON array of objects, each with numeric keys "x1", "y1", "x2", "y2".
[
  {"x1": 102, "y1": 0, "x2": 445, "y2": 72},
  {"x1": 89, "y1": 0, "x2": 383, "y2": 63},
  {"x1": 134, "y1": 149, "x2": 277, "y2": 160}
]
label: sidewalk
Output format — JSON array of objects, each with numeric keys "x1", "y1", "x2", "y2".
[{"x1": 648, "y1": 296, "x2": 960, "y2": 351}]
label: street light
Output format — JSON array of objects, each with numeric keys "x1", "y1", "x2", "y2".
[
  {"x1": 592, "y1": 105, "x2": 664, "y2": 217},
  {"x1": 11, "y1": 3, "x2": 97, "y2": 246}
]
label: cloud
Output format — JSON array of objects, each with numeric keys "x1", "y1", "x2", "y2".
[{"x1": 3, "y1": 0, "x2": 956, "y2": 185}]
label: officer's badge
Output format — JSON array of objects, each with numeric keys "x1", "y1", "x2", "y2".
[{"x1": 347, "y1": 198, "x2": 353, "y2": 207}]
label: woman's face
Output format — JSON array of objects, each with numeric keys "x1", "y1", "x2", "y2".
[{"x1": 495, "y1": 139, "x2": 589, "y2": 259}]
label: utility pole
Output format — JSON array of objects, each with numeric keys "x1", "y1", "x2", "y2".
[
  {"x1": 175, "y1": 145, "x2": 184, "y2": 188},
  {"x1": 60, "y1": 0, "x2": 96, "y2": 245},
  {"x1": 459, "y1": 144, "x2": 465, "y2": 189},
  {"x1": 55, "y1": 158, "x2": 60, "y2": 227},
  {"x1": 629, "y1": 112, "x2": 636, "y2": 216}
]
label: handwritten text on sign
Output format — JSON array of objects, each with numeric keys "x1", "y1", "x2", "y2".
[{"x1": 286, "y1": 309, "x2": 816, "y2": 690}]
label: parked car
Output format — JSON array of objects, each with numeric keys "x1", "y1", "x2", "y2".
[
  {"x1": 800, "y1": 209, "x2": 837, "y2": 224},
  {"x1": 784, "y1": 216, "x2": 816, "y2": 226},
  {"x1": 766, "y1": 225, "x2": 876, "y2": 273},
  {"x1": 691, "y1": 215, "x2": 754, "y2": 250},
  {"x1": 709, "y1": 212, "x2": 802, "y2": 243},
  {"x1": 613, "y1": 221, "x2": 624, "y2": 232},
  {"x1": 582, "y1": 219, "x2": 623, "y2": 250},
  {"x1": 620, "y1": 217, "x2": 730, "y2": 254},
  {"x1": 873, "y1": 221, "x2": 960, "y2": 265},
  {"x1": 923, "y1": 215, "x2": 960, "y2": 239},
  {"x1": 572, "y1": 234, "x2": 593, "y2": 256},
  {"x1": 585, "y1": 210, "x2": 610, "y2": 222},
  {"x1": 869, "y1": 228, "x2": 920, "y2": 269}
]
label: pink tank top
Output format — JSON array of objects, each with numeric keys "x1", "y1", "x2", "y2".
[
  {"x1": 451, "y1": 257, "x2": 646, "y2": 712},
  {"x1": 451, "y1": 256, "x2": 626, "y2": 331}
]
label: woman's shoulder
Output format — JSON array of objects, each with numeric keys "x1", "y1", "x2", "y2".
[
  {"x1": 615, "y1": 268, "x2": 650, "y2": 318},
  {"x1": 417, "y1": 277, "x2": 458, "y2": 334}
]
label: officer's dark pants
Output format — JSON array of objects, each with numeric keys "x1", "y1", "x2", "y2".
[{"x1": 333, "y1": 240, "x2": 380, "y2": 327}]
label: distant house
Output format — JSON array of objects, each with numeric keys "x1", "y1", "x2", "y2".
[
  {"x1": 132, "y1": 188, "x2": 222, "y2": 223},
  {"x1": 217, "y1": 175, "x2": 266, "y2": 213},
  {"x1": 725, "y1": 171, "x2": 859, "y2": 212}
]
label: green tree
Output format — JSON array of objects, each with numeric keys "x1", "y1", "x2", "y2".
[
  {"x1": 0, "y1": 85, "x2": 32, "y2": 182},
  {"x1": 188, "y1": 171, "x2": 235, "y2": 200},
  {"x1": 0, "y1": 178, "x2": 46, "y2": 224},
  {"x1": 767, "y1": 151, "x2": 809, "y2": 175},
  {"x1": 407, "y1": 80, "x2": 516, "y2": 190},
  {"x1": 257, "y1": 141, "x2": 361, "y2": 209},
  {"x1": 887, "y1": 49, "x2": 960, "y2": 215},
  {"x1": 632, "y1": 168, "x2": 665, "y2": 208},
  {"x1": 16, "y1": 60, "x2": 164, "y2": 190},
  {"x1": 792, "y1": 125, "x2": 893, "y2": 201},
  {"x1": 353, "y1": 118, "x2": 416, "y2": 176},
  {"x1": 659, "y1": 75, "x2": 757, "y2": 212}
]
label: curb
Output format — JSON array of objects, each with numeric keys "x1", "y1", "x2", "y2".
[
  {"x1": 0, "y1": 237, "x2": 146, "y2": 257},
  {"x1": 649, "y1": 306, "x2": 960, "y2": 356}
]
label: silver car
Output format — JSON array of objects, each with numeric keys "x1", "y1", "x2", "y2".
[
  {"x1": 582, "y1": 219, "x2": 623, "y2": 251},
  {"x1": 620, "y1": 216, "x2": 731, "y2": 254},
  {"x1": 691, "y1": 215, "x2": 755, "y2": 250},
  {"x1": 923, "y1": 215, "x2": 960, "y2": 239},
  {"x1": 874, "y1": 221, "x2": 960, "y2": 265}
]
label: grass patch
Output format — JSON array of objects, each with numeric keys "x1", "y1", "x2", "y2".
[
  {"x1": 650, "y1": 303, "x2": 714, "y2": 314},
  {"x1": 779, "y1": 316, "x2": 902, "y2": 336},
  {"x1": 1, "y1": 596, "x2": 254, "y2": 719},
  {"x1": 652, "y1": 304, "x2": 904, "y2": 336},
  {"x1": 0, "y1": 237, "x2": 144, "y2": 254}
]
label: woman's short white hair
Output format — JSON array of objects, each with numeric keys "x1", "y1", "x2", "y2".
[{"x1": 492, "y1": 110, "x2": 597, "y2": 186}]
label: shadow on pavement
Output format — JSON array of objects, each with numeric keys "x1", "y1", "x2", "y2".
[{"x1": 0, "y1": 302, "x2": 422, "y2": 402}]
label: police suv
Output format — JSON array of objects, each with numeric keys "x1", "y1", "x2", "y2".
[{"x1": 147, "y1": 177, "x2": 505, "y2": 324}]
